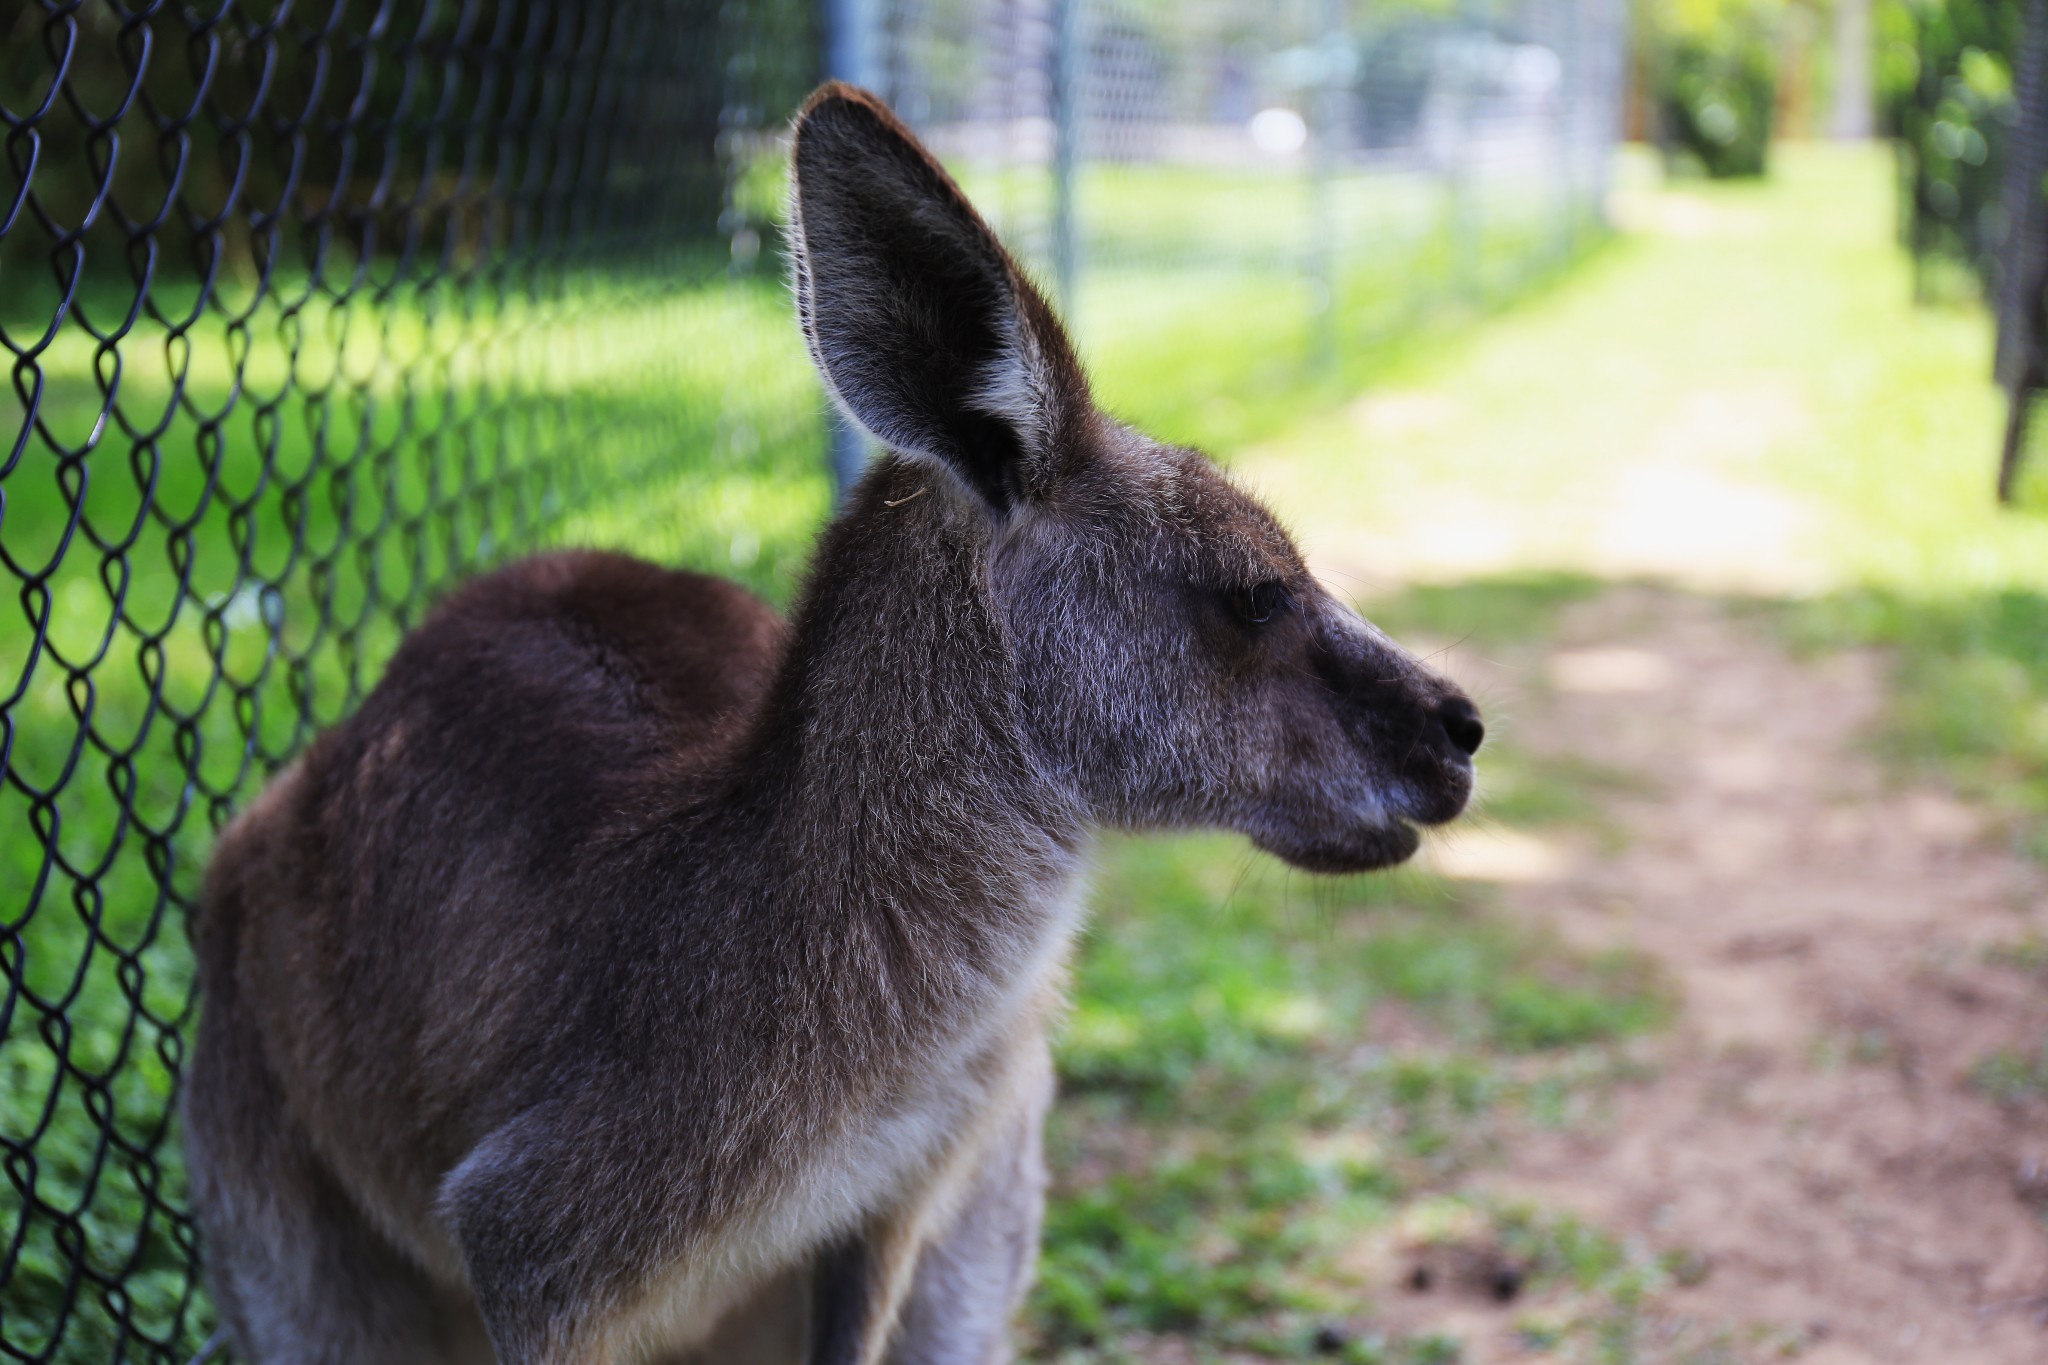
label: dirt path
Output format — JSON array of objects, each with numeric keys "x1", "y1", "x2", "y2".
[{"x1": 1421, "y1": 588, "x2": 2048, "y2": 1363}]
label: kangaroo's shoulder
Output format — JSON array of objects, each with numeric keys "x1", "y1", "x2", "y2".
[
  {"x1": 244, "y1": 550, "x2": 785, "y2": 876},
  {"x1": 425, "y1": 549, "x2": 787, "y2": 711},
  {"x1": 364, "y1": 549, "x2": 786, "y2": 754}
]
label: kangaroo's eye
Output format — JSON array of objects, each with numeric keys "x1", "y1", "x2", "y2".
[{"x1": 1236, "y1": 581, "x2": 1292, "y2": 625}]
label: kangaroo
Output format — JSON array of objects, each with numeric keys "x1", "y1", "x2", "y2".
[{"x1": 182, "y1": 83, "x2": 1483, "y2": 1365}]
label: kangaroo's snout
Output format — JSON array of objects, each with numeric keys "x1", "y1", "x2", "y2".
[
  {"x1": 1335, "y1": 622, "x2": 1479, "y2": 829},
  {"x1": 1320, "y1": 605, "x2": 1481, "y2": 778},
  {"x1": 1435, "y1": 695, "x2": 1485, "y2": 758}
]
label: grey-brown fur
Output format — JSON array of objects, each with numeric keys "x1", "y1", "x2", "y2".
[{"x1": 184, "y1": 84, "x2": 1481, "y2": 1364}]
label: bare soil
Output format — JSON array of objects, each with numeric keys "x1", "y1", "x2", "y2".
[{"x1": 1419, "y1": 587, "x2": 2048, "y2": 1363}]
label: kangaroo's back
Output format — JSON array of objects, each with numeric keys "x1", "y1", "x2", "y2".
[{"x1": 192, "y1": 550, "x2": 787, "y2": 1277}]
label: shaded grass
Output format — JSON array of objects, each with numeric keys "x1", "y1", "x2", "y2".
[
  {"x1": 1360, "y1": 573, "x2": 1608, "y2": 647},
  {"x1": 1782, "y1": 587, "x2": 2048, "y2": 860},
  {"x1": 1476, "y1": 751, "x2": 1649, "y2": 833},
  {"x1": 1970, "y1": 1046, "x2": 2048, "y2": 1106}
]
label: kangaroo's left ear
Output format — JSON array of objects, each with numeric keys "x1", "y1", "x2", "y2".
[{"x1": 789, "y1": 83, "x2": 1090, "y2": 510}]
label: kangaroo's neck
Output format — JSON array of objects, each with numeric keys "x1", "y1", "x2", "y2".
[{"x1": 724, "y1": 457, "x2": 1086, "y2": 942}]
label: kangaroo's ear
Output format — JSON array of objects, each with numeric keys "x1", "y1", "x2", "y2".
[{"x1": 789, "y1": 83, "x2": 1088, "y2": 509}]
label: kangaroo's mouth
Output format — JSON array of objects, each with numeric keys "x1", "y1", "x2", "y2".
[{"x1": 1254, "y1": 817, "x2": 1423, "y2": 876}]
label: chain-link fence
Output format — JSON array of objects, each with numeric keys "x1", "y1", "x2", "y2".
[
  {"x1": 1, "y1": 3, "x2": 1622, "y2": 1359},
  {"x1": 1885, "y1": 0, "x2": 2048, "y2": 500},
  {"x1": 1997, "y1": 0, "x2": 2048, "y2": 501}
]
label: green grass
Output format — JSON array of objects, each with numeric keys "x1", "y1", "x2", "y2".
[
  {"x1": 1781, "y1": 587, "x2": 2048, "y2": 859},
  {"x1": 1029, "y1": 830, "x2": 1666, "y2": 1360},
  {"x1": 1079, "y1": 211, "x2": 1591, "y2": 458},
  {"x1": 1358, "y1": 573, "x2": 1609, "y2": 646},
  {"x1": 1970, "y1": 1046, "x2": 2048, "y2": 1106}
]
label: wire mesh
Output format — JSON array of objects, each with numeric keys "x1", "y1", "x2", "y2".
[
  {"x1": 1, "y1": 3, "x2": 822, "y2": 1359},
  {"x1": 1895, "y1": 0, "x2": 2023, "y2": 289},
  {"x1": 1998, "y1": 0, "x2": 2048, "y2": 500},
  {"x1": 1889, "y1": 0, "x2": 2048, "y2": 497},
  {"x1": 1, "y1": 2, "x2": 1624, "y2": 1359}
]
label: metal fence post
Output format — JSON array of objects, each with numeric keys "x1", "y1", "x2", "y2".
[
  {"x1": 825, "y1": 0, "x2": 884, "y2": 497},
  {"x1": 827, "y1": 0, "x2": 884, "y2": 99},
  {"x1": 1595, "y1": 0, "x2": 1624, "y2": 221},
  {"x1": 1448, "y1": 13, "x2": 1482, "y2": 307},
  {"x1": 1051, "y1": 0, "x2": 1081, "y2": 322},
  {"x1": 1996, "y1": 0, "x2": 2048, "y2": 501},
  {"x1": 1830, "y1": 0, "x2": 1874, "y2": 141},
  {"x1": 1308, "y1": 0, "x2": 1348, "y2": 373},
  {"x1": 1559, "y1": 0, "x2": 1583, "y2": 264}
]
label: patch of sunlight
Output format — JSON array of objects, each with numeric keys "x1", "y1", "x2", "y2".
[
  {"x1": 1349, "y1": 388, "x2": 1459, "y2": 438},
  {"x1": 1395, "y1": 1194, "x2": 1490, "y2": 1246},
  {"x1": 1422, "y1": 827, "x2": 1574, "y2": 884},
  {"x1": 1547, "y1": 647, "x2": 1676, "y2": 695},
  {"x1": 1298, "y1": 1129, "x2": 1386, "y2": 1172},
  {"x1": 1062, "y1": 1009, "x2": 1140, "y2": 1056},
  {"x1": 1250, "y1": 992, "x2": 1331, "y2": 1041},
  {"x1": 1610, "y1": 186, "x2": 1772, "y2": 240},
  {"x1": 1585, "y1": 457, "x2": 1825, "y2": 592}
]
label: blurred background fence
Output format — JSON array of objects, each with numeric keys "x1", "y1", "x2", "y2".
[
  {"x1": 832, "y1": 0, "x2": 1628, "y2": 482},
  {"x1": 1884, "y1": 0, "x2": 2048, "y2": 499},
  {"x1": 0, "y1": 1, "x2": 1623, "y2": 1359}
]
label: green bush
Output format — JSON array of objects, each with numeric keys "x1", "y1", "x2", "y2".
[
  {"x1": 1654, "y1": 1, "x2": 1781, "y2": 179},
  {"x1": 1880, "y1": 0, "x2": 2024, "y2": 285}
]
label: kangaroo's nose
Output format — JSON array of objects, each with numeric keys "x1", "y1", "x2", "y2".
[{"x1": 1434, "y1": 696, "x2": 1484, "y2": 757}]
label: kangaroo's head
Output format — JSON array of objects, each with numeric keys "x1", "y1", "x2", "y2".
[{"x1": 789, "y1": 84, "x2": 1478, "y2": 873}]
